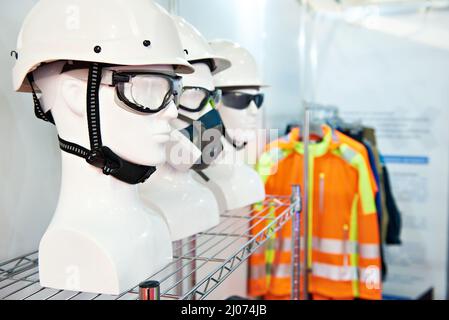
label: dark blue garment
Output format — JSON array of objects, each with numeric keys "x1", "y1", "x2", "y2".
[
  {"x1": 336, "y1": 128, "x2": 388, "y2": 279},
  {"x1": 380, "y1": 157, "x2": 402, "y2": 245},
  {"x1": 362, "y1": 140, "x2": 388, "y2": 280}
]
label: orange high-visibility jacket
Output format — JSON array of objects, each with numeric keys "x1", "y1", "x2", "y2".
[{"x1": 248, "y1": 126, "x2": 382, "y2": 300}]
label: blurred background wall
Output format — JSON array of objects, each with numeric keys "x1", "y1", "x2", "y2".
[
  {"x1": 172, "y1": 0, "x2": 303, "y2": 132},
  {"x1": 306, "y1": 6, "x2": 449, "y2": 300},
  {"x1": 0, "y1": 0, "x2": 60, "y2": 263}
]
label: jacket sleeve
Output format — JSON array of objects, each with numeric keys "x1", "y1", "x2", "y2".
[{"x1": 340, "y1": 145, "x2": 382, "y2": 300}]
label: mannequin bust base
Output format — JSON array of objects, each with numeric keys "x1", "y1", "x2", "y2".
[
  {"x1": 194, "y1": 138, "x2": 265, "y2": 213},
  {"x1": 39, "y1": 153, "x2": 173, "y2": 295},
  {"x1": 140, "y1": 165, "x2": 220, "y2": 241}
]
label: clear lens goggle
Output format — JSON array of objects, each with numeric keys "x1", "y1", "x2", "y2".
[
  {"x1": 179, "y1": 87, "x2": 222, "y2": 112},
  {"x1": 104, "y1": 70, "x2": 183, "y2": 114}
]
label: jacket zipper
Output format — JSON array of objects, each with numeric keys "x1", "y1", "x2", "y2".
[
  {"x1": 343, "y1": 224, "x2": 349, "y2": 268},
  {"x1": 318, "y1": 173, "x2": 325, "y2": 215}
]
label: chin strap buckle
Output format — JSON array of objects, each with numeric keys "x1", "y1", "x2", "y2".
[
  {"x1": 139, "y1": 167, "x2": 157, "y2": 184},
  {"x1": 86, "y1": 148, "x2": 120, "y2": 176}
]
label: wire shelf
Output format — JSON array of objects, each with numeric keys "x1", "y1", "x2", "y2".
[{"x1": 0, "y1": 195, "x2": 294, "y2": 300}]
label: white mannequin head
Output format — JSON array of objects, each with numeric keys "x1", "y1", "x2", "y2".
[
  {"x1": 13, "y1": 0, "x2": 194, "y2": 295},
  {"x1": 171, "y1": 62, "x2": 215, "y2": 129},
  {"x1": 209, "y1": 40, "x2": 267, "y2": 149},
  {"x1": 34, "y1": 62, "x2": 177, "y2": 167},
  {"x1": 217, "y1": 87, "x2": 262, "y2": 145},
  {"x1": 139, "y1": 17, "x2": 223, "y2": 241}
]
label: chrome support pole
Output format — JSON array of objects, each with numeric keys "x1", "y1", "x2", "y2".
[
  {"x1": 174, "y1": 240, "x2": 184, "y2": 298},
  {"x1": 188, "y1": 235, "x2": 197, "y2": 300},
  {"x1": 139, "y1": 281, "x2": 160, "y2": 300},
  {"x1": 291, "y1": 185, "x2": 302, "y2": 300},
  {"x1": 302, "y1": 106, "x2": 311, "y2": 300}
]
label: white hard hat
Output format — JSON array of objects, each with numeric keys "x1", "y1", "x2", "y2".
[
  {"x1": 209, "y1": 40, "x2": 268, "y2": 88},
  {"x1": 172, "y1": 16, "x2": 231, "y2": 75},
  {"x1": 12, "y1": 0, "x2": 194, "y2": 92}
]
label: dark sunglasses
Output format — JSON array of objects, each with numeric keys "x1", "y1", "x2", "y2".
[{"x1": 221, "y1": 91, "x2": 264, "y2": 110}]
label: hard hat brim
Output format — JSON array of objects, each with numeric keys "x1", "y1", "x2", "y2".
[
  {"x1": 215, "y1": 83, "x2": 270, "y2": 89},
  {"x1": 13, "y1": 53, "x2": 194, "y2": 93},
  {"x1": 211, "y1": 56, "x2": 232, "y2": 75}
]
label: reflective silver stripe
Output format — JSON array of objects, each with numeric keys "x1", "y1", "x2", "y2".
[
  {"x1": 273, "y1": 237, "x2": 294, "y2": 252},
  {"x1": 272, "y1": 263, "x2": 291, "y2": 278},
  {"x1": 276, "y1": 236, "x2": 380, "y2": 259},
  {"x1": 281, "y1": 238, "x2": 292, "y2": 252},
  {"x1": 250, "y1": 265, "x2": 266, "y2": 280},
  {"x1": 359, "y1": 244, "x2": 380, "y2": 259},
  {"x1": 311, "y1": 237, "x2": 380, "y2": 259},
  {"x1": 312, "y1": 237, "x2": 357, "y2": 255},
  {"x1": 340, "y1": 146, "x2": 358, "y2": 163},
  {"x1": 312, "y1": 262, "x2": 357, "y2": 281},
  {"x1": 274, "y1": 237, "x2": 282, "y2": 252}
]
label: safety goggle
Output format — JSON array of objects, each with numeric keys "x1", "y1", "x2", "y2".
[
  {"x1": 104, "y1": 70, "x2": 183, "y2": 114},
  {"x1": 179, "y1": 87, "x2": 222, "y2": 112},
  {"x1": 221, "y1": 91, "x2": 264, "y2": 110}
]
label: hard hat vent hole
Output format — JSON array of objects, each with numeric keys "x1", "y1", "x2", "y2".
[
  {"x1": 10, "y1": 50, "x2": 18, "y2": 60},
  {"x1": 184, "y1": 49, "x2": 189, "y2": 55},
  {"x1": 94, "y1": 46, "x2": 102, "y2": 53},
  {"x1": 143, "y1": 40, "x2": 152, "y2": 47}
]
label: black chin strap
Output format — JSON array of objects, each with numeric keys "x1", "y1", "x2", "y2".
[
  {"x1": 28, "y1": 63, "x2": 156, "y2": 185},
  {"x1": 27, "y1": 74, "x2": 55, "y2": 125},
  {"x1": 58, "y1": 136, "x2": 156, "y2": 184}
]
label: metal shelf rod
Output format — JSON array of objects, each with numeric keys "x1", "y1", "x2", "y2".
[
  {"x1": 0, "y1": 261, "x2": 38, "y2": 284},
  {"x1": 21, "y1": 287, "x2": 47, "y2": 300},
  {"x1": 0, "y1": 279, "x2": 39, "y2": 300},
  {"x1": 166, "y1": 206, "x2": 266, "y2": 266},
  {"x1": 0, "y1": 195, "x2": 294, "y2": 301},
  {"x1": 170, "y1": 200, "x2": 279, "y2": 254},
  {"x1": 143, "y1": 204, "x2": 274, "y2": 286},
  {"x1": 182, "y1": 204, "x2": 292, "y2": 300},
  {"x1": 173, "y1": 256, "x2": 226, "y2": 263},
  {"x1": 158, "y1": 203, "x2": 285, "y2": 292},
  {"x1": 0, "y1": 270, "x2": 39, "y2": 290}
]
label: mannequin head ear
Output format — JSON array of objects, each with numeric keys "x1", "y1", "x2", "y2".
[
  {"x1": 33, "y1": 61, "x2": 66, "y2": 111},
  {"x1": 60, "y1": 72, "x2": 86, "y2": 118}
]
